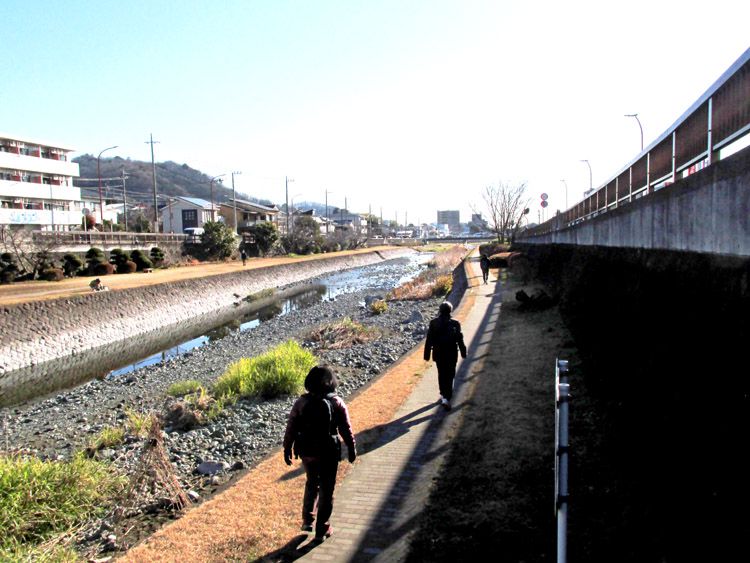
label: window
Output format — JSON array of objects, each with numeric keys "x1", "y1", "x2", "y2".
[{"x1": 182, "y1": 208, "x2": 198, "y2": 228}]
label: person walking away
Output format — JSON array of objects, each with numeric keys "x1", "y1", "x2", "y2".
[
  {"x1": 479, "y1": 253, "x2": 490, "y2": 284},
  {"x1": 240, "y1": 247, "x2": 247, "y2": 266},
  {"x1": 284, "y1": 366, "x2": 356, "y2": 541},
  {"x1": 423, "y1": 301, "x2": 467, "y2": 410}
]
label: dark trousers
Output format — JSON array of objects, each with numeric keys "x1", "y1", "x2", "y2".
[
  {"x1": 302, "y1": 456, "x2": 339, "y2": 536},
  {"x1": 436, "y1": 360, "x2": 457, "y2": 400}
]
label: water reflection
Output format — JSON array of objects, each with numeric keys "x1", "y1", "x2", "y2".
[{"x1": 0, "y1": 253, "x2": 431, "y2": 407}]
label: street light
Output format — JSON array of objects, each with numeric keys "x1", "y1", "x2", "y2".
[
  {"x1": 209, "y1": 174, "x2": 226, "y2": 221},
  {"x1": 231, "y1": 171, "x2": 242, "y2": 233},
  {"x1": 580, "y1": 159, "x2": 593, "y2": 196},
  {"x1": 97, "y1": 145, "x2": 118, "y2": 225},
  {"x1": 561, "y1": 179, "x2": 568, "y2": 209},
  {"x1": 625, "y1": 113, "x2": 644, "y2": 151}
]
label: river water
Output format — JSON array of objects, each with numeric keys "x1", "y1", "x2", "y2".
[{"x1": 1, "y1": 253, "x2": 433, "y2": 406}]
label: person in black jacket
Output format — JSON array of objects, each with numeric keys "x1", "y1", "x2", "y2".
[
  {"x1": 283, "y1": 366, "x2": 356, "y2": 541},
  {"x1": 423, "y1": 301, "x2": 467, "y2": 410}
]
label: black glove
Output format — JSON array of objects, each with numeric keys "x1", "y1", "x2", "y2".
[
  {"x1": 348, "y1": 448, "x2": 357, "y2": 464},
  {"x1": 284, "y1": 449, "x2": 292, "y2": 466}
]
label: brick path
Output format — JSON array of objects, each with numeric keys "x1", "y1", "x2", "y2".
[{"x1": 295, "y1": 255, "x2": 503, "y2": 562}]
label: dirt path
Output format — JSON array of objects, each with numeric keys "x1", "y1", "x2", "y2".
[{"x1": 0, "y1": 247, "x2": 392, "y2": 306}]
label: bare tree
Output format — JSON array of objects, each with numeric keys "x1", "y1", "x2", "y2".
[
  {"x1": 472, "y1": 181, "x2": 530, "y2": 244},
  {"x1": 0, "y1": 226, "x2": 62, "y2": 279}
]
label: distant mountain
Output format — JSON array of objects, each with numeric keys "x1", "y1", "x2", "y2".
[{"x1": 72, "y1": 155, "x2": 275, "y2": 208}]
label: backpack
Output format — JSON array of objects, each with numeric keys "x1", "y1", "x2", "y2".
[{"x1": 293, "y1": 393, "x2": 341, "y2": 459}]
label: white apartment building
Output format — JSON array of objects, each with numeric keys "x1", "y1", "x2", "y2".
[{"x1": 0, "y1": 133, "x2": 82, "y2": 231}]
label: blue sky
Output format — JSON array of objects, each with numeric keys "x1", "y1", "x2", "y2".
[{"x1": 2, "y1": 0, "x2": 748, "y2": 225}]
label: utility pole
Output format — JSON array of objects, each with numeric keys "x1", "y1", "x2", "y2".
[
  {"x1": 209, "y1": 175, "x2": 225, "y2": 222},
  {"x1": 325, "y1": 189, "x2": 332, "y2": 234},
  {"x1": 145, "y1": 134, "x2": 160, "y2": 231},
  {"x1": 368, "y1": 203, "x2": 372, "y2": 238},
  {"x1": 285, "y1": 176, "x2": 294, "y2": 234},
  {"x1": 231, "y1": 171, "x2": 241, "y2": 233},
  {"x1": 97, "y1": 145, "x2": 118, "y2": 226},
  {"x1": 121, "y1": 168, "x2": 129, "y2": 231}
]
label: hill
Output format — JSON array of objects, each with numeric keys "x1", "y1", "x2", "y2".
[{"x1": 72, "y1": 155, "x2": 274, "y2": 209}]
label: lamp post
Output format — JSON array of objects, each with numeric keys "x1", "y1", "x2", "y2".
[
  {"x1": 97, "y1": 145, "x2": 118, "y2": 226},
  {"x1": 231, "y1": 171, "x2": 241, "y2": 233},
  {"x1": 561, "y1": 179, "x2": 568, "y2": 209},
  {"x1": 580, "y1": 159, "x2": 592, "y2": 196},
  {"x1": 625, "y1": 113, "x2": 644, "y2": 151},
  {"x1": 209, "y1": 174, "x2": 226, "y2": 221}
]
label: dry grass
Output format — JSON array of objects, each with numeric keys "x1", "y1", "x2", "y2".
[
  {"x1": 388, "y1": 245, "x2": 467, "y2": 301},
  {"x1": 306, "y1": 317, "x2": 380, "y2": 350},
  {"x1": 121, "y1": 258, "x2": 479, "y2": 563}
]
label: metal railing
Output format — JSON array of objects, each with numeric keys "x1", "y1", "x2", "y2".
[
  {"x1": 555, "y1": 358, "x2": 570, "y2": 563},
  {"x1": 522, "y1": 48, "x2": 750, "y2": 239},
  {"x1": 30, "y1": 231, "x2": 187, "y2": 246}
]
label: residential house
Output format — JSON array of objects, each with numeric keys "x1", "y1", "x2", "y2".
[
  {"x1": 218, "y1": 198, "x2": 279, "y2": 234},
  {"x1": 160, "y1": 196, "x2": 218, "y2": 233}
]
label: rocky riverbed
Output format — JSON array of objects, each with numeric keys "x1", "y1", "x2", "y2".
[{"x1": 0, "y1": 256, "x2": 447, "y2": 556}]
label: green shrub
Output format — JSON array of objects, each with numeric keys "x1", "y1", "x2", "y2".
[
  {"x1": 62, "y1": 253, "x2": 83, "y2": 278},
  {"x1": 93, "y1": 262, "x2": 115, "y2": 276},
  {"x1": 109, "y1": 248, "x2": 130, "y2": 269},
  {"x1": 117, "y1": 260, "x2": 137, "y2": 274},
  {"x1": 124, "y1": 409, "x2": 154, "y2": 438},
  {"x1": 40, "y1": 268, "x2": 64, "y2": 282},
  {"x1": 369, "y1": 299, "x2": 388, "y2": 315},
  {"x1": 150, "y1": 246, "x2": 165, "y2": 266},
  {"x1": 167, "y1": 379, "x2": 205, "y2": 397},
  {"x1": 130, "y1": 249, "x2": 153, "y2": 271},
  {"x1": 0, "y1": 453, "x2": 126, "y2": 551},
  {"x1": 214, "y1": 340, "x2": 317, "y2": 399},
  {"x1": 85, "y1": 247, "x2": 106, "y2": 275}
]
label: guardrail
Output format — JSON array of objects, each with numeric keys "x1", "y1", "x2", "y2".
[
  {"x1": 555, "y1": 358, "x2": 570, "y2": 563},
  {"x1": 29, "y1": 231, "x2": 187, "y2": 246},
  {"x1": 522, "y1": 48, "x2": 750, "y2": 239}
]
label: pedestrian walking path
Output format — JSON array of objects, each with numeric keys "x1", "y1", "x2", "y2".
[
  {"x1": 295, "y1": 254, "x2": 503, "y2": 562},
  {"x1": 122, "y1": 251, "x2": 503, "y2": 562}
]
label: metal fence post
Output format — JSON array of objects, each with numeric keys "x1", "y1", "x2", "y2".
[{"x1": 555, "y1": 358, "x2": 570, "y2": 563}]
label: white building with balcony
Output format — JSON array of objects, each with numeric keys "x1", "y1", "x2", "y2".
[{"x1": 0, "y1": 134, "x2": 82, "y2": 231}]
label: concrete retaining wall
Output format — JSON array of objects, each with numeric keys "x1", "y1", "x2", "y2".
[
  {"x1": 0, "y1": 248, "x2": 413, "y2": 380},
  {"x1": 519, "y1": 145, "x2": 750, "y2": 257}
]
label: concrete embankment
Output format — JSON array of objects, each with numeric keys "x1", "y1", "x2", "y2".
[{"x1": 0, "y1": 248, "x2": 413, "y2": 403}]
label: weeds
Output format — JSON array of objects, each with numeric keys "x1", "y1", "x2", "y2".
[
  {"x1": 389, "y1": 245, "x2": 466, "y2": 300},
  {"x1": 307, "y1": 317, "x2": 381, "y2": 349},
  {"x1": 88, "y1": 425, "x2": 125, "y2": 450},
  {"x1": 369, "y1": 300, "x2": 388, "y2": 315},
  {"x1": 213, "y1": 340, "x2": 317, "y2": 399},
  {"x1": 0, "y1": 453, "x2": 125, "y2": 553},
  {"x1": 166, "y1": 379, "x2": 204, "y2": 397},
  {"x1": 124, "y1": 408, "x2": 154, "y2": 438}
]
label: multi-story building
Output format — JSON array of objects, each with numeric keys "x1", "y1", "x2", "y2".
[
  {"x1": 0, "y1": 134, "x2": 82, "y2": 231},
  {"x1": 437, "y1": 209, "x2": 460, "y2": 232}
]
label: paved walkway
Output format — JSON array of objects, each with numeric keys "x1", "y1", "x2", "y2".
[{"x1": 294, "y1": 255, "x2": 503, "y2": 562}]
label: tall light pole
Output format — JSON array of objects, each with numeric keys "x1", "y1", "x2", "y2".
[
  {"x1": 209, "y1": 174, "x2": 225, "y2": 222},
  {"x1": 97, "y1": 145, "x2": 118, "y2": 226},
  {"x1": 625, "y1": 113, "x2": 644, "y2": 151},
  {"x1": 285, "y1": 176, "x2": 294, "y2": 234},
  {"x1": 580, "y1": 159, "x2": 593, "y2": 196},
  {"x1": 231, "y1": 171, "x2": 242, "y2": 233},
  {"x1": 561, "y1": 179, "x2": 568, "y2": 209},
  {"x1": 145, "y1": 134, "x2": 160, "y2": 231}
]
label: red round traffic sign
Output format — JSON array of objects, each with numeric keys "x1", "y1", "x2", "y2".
[{"x1": 541, "y1": 200, "x2": 549, "y2": 208}]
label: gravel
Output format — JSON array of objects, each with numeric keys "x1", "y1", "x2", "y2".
[{"x1": 0, "y1": 256, "x2": 444, "y2": 550}]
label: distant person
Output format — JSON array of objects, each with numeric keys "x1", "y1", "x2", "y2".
[
  {"x1": 240, "y1": 248, "x2": 247, "y2": 266},
  {"x1": 284, "y1": 366, "x2": 356, "y2": 541},
  {"x1": 89, "y1": 278, "x2": 105, "y2": 291},
  {"x1": 424, "y1": 301, "x2": 467, "y2": 410},
  {"x1": 479, "y1": 254, "x2": 490, "y2": 284}
]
